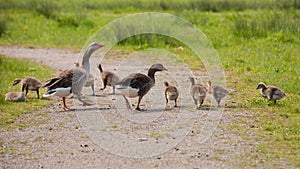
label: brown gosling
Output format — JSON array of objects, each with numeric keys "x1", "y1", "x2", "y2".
[
  {"x1": 164, "y1": 81, "x2": 179, "y2": 108},
  {"x1": 189, "y1": 77, "x2": 207, "y2": 109},
  {"x1": 207, "y1": 80, "x2": 229, "y2": 107},
  {"x1": 98, "y1": 64, "x2": 120, "y2": 94},
  {"x1": 75, "y1": 62, "x2": 95, "y2": 95},
  {"x1": 256, "y1": 82, "x2": 286, "y2": 104},
  {"x1": 5, "y1": 92, "x2": 26, "y2": 102},
  {"x1": 13, "y1": 77, "x2": 42, "y2": 98}
]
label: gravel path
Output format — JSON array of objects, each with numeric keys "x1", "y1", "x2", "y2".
[{"x1": 0, "y1": 45, "x2": 294, "y2": 169}]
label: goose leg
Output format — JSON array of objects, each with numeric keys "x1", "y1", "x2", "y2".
[
  {"x1": 36, "y1": 89, "x2": 40, "y2": 99},
  {"x1": 78, "y1": 97, "x2": 93, "y2": 106},
  {"x1": 62, "y1": 97, "x2": 75, "y2": 111},
  {"x1": 165, "y1": 97, "x2": 169, "y2": 107},
  {"x1": 200, "y1": 98, "x2": 204, "y2": 106},
  {"x1": 24, "y1": 83, "x2": 29, "y2": 96},
  {"x1": 136, "y1": 96, "x2": 144, "y2": 111},
  {"x1": 112, "y1": 86, "x2": 115, "y2": 94},
  {"x1": 122, "y1": 95, "x2": 132, "y2": 110},
  {"x1": 274, "y1": 100, "x2": 277, "y2": 104},
  {"x1": 217, "y1": 98, "x2": 221, "y2": 107},
  {"x1": 100, "y1": 79, "x2": 107, "y2": 90},
  {"x1": 174, "y1": 99, "x2": 177, "y2": 107},
  {"x1": 91, "y1": 85, "x2": 95, "y2": 96},
  {"x1": 193, "y1": 99, "x2": 197, "y2": 106}
]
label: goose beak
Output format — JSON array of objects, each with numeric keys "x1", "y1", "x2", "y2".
[
  {"x1": 98, "y1": 44, "x2": 104, "y2": 48},
  {"x1": 163, "y1": 67, "x2": 168, "y2": 71}
]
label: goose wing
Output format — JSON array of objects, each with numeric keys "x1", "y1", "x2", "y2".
[
  {"x1": 270, "y1": 87, "x2": 286, "y2": 100},
  {"x1": 213, "y1": 86, "x2": 228, "y2": 98},
  {"x1": 43, "y1": 69, "x2": 73, "y2": 90},
  {"x1": 165, "y1": 86, "x2": 178, "y2": 99},
  {"x1": 190, "y1": 85, "x2": 206, "y2": 100},
  {"x1": 117, "y1": 73, "x2": 153, "y2": 97},
  {"x1": 71, "y1": 68, "x2": 88, "y2": 95},
  {"x1": 117, "y1": 73, "x2": 151, "y2": 88},
  {"x1": 43, "y1": 68, "x2": 88, "y2": 96}
]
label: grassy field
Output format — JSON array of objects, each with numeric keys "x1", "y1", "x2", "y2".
[
  {"x1": 0, "y1": 0, "x2": 299, "y2": 167},
  {"x1": 0, "y1": 55, "x2": 54, "y2": 129}
]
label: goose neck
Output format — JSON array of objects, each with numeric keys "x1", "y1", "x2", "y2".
[
  {"x1": 81, "y1": 50, "x2": 93, "y2": 73},
  {"x1": 148, "y1": 69, "x2": 157, "y2": 81}
]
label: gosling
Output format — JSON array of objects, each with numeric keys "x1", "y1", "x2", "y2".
[
  {"x1": 256, "y1": 82, "x2": 286, "y2": 104},
  {"x1": 189, "y1": 77, "x2": 207, "y2": 109},
  {"x1": 5, "y1": 92, "x2": 26, "y2": 102},
  {"x1": 13, "y1": 77, "x2": 42, "y2": 98},
  {"x1": 164, "y1": 81, "x2": 179, "y2": 108},
  {"x1": 98, "y1": 64, "x2": 120, "y2": 94},
  {"x1": 207, "y1": 80, "x2": 229, "y2": 107}
]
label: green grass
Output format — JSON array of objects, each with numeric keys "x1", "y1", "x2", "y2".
[
  {"x1": 0, "y1": 55, "x2": 54, "y2": 129},
  {"x1": 0, "y1": 0, "x2": 299, "y2": 167}
]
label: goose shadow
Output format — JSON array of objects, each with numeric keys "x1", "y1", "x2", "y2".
[
  {"x1": 91, "y1": 94, "x2": 106, "y2": 97},
  {"x1": 73, "y1": 107, "x2": 111, "y2": 111}
]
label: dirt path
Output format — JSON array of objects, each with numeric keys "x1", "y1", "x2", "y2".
[{"x1": 0, "y1": 46, "x2": 294, "y2": 169}]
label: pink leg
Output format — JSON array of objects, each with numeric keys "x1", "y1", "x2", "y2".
[
  {"x1": 78, "y1": 97, "x2": 93, "y2": 106},
  {"x1": 122, "y1": 95, "x2": 132, "y2": 110},
  {"x1": 62, "y1": 97, "x2": 75, "y2": 111}
]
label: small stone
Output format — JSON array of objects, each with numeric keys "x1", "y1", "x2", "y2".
[
  {"x1": 138, "y1": 138, "x2": 148, "y2": 142},
  {"x1": 250, "y1": 124, "x2": 255, "y2": 128}
]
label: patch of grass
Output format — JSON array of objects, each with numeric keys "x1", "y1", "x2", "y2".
[
  {"x1": 0, "y1": 18, "x2": 7, "y2": 37},
  {"x1": 231, "y1": 10, "x2": 299, "y2": 39},
  {"x1": 0, "y1": 55, "x2": 54, "y2": 129},
  {"x1": 148, "y1": 131, "x2": 169, "y2": 138}
]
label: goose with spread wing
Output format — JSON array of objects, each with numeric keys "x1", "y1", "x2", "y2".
[{"x1": 43, "y1": 42, "x2": 103, "y2": 110}]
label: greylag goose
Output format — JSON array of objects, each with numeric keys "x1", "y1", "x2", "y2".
[
  {"x1": 116, "y1": 63, "x2": 167, "y2": 111},
  {"x1": 256, "y1": 82, "x2": 286, "y2": 104},
  {"x1": 13, "y1": 77, "x2": 42, "y2": 98},
  {"x1": 43, "y1": 42, "x2": 103, "y2": 110},
  {"x1": 164, "y1": 81, "x2": 179, "y2": 108},
  {"x1": 189, "y1": 77, "x2": 207, "y2": 109},
  {"x1": 74, "y1": 62, "x2": 95, "y2": 95},
  {"x1": 5, "y1": 92, "x2": 26, "y2": 102},
  {"x1": 207, "y1": 80, "x2": 228, "y2": 107},
  {"x1": 98, "y1": 64, "x2": 120, "y2": 94}
]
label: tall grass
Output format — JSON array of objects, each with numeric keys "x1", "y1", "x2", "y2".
[
  {"x1": 1, "y1": 0, "x2": 299, "y2": 12},
  {"x1": 232, "y1": 10, "x2": 300, "y2": 39}
]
